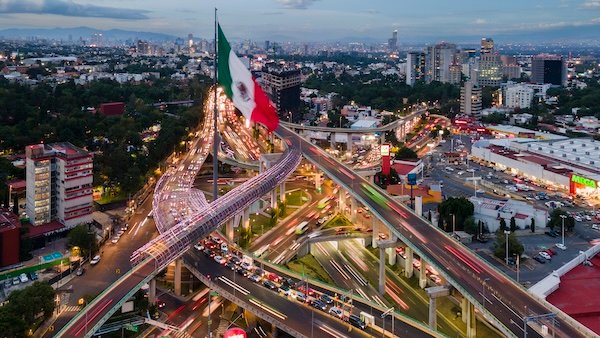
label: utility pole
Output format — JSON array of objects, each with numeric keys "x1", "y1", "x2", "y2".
[{"x1": 212, "y1": 7, "x2": 219, "y2": 203}]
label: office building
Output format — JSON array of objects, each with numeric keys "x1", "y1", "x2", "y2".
[
  {"x1": 425, "y1": 43, "x2": 457, "y2": 83},
  {"x1": 26, "y1": 143, "x2": 93, "y2": 228},
  {"x1": 480, "y1": 38, "x2": 494, "y2": 54},
  {"x1": 388, "y1": 30, "x2": 398, "y2": 52},
  {"x1": 261, "y1": 69, "x2": 301, "y2": 122},
  {"x1": 0, "y1": 209, "x2": 20, "y2": 267},
  {"x1": 531, "y1": 54, "x2": 567, "y2": 86},
  {"x1": 478, "y1": 52, "x2": 503, "y2": 87},
  {"x1": 460, "y1": 81, "x2": 482, "y2": 115},
  {"x1": 505, "y1": 85, "x2": 534, "y2": 109},
  {"x1": 449, "y1": 62, "x2": 462, "y2": 84},
  {"x1": 136, "y1": 40, "x2": 149, "y2": 55},
  {"x1": 405, "y1": 52, "x2": 426, "y2": 86}
]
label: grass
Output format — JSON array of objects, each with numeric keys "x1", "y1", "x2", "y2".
[
  {"x1": 285, "y1": 190, "x2": 307, "y2": 206},
  {"x1": 95, "y1": 190, "x2": 127, "y2": 205},
  {"x1": 250, "y1": 213, "x2": 272, "y2": 237},
  {"x1": 286, "y1": 254, "x2": 334, "y2": 284},
  {"x1": 322, "y1": 214, "x2": 351, "y2": 230}
]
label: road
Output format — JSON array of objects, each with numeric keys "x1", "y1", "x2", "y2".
[{"x1": 277, "y1": 125, "x2": 592, "y2": 338}]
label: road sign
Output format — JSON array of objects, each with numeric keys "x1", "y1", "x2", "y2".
[
  {"x1": 210, "y1": 290, "x2": 219, "y2": 297},
  {"x1": 124, "y1": 324, "x2": 138, "y2": 332},
  {"x1": 407, "y1": 173, "x2": 417, "y2": 185}
]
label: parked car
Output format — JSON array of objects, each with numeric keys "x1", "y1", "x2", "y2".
[
  {"x1": 18, "y1": 273, "x2": 28, "y2": 283},
  {"x1": 538, "y1": 252, "x2": 552, "y2": 260},
  {"x1": 533, "y1": 255, "x2": 546, "y2": 264},
  {"x1": 28, "y1": 271, "x2": 38, "y2": 281},
  {"x1": 76, "y1": 267, "x2": 85, "y2": 276},
  {"x1": 12, "y1": 277, "x2": 19, "y2": 285},
  {"x1": 194, "y1": 243, "x2": 204, "y2": 251},
  {"x1": 556, "y1": 243, "x2": 567, "y2": 250},
  {"x1": 90, "y1": 255, "x2": 101, "y2": 265},
  {"x1": 348, "y1": 314, "x2": 366, "y2": 330}
]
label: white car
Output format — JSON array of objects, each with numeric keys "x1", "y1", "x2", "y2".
[
  {"x1": 90, "y1": 255, "x2": 101, "y2": 265},
  {"x1": 538, "y1": 252, "x2": 552, "y2": 260},
  {"x1": 555, "y1": 243, "x2": 567, "y2": 250},
  {"x1": 19, "y1": 273, "x2": 29, "y2": 283},
  {"x1": 592, "y1": 224, "x2": 600, "y2": 231},
  {"x1": 214, "y1": 255, "x2": 226, "y2": 264},
  {"x1": 328, "y1": 306, "x2": 344, "y2": 319},
  {"x1": 457, "y1": 171, "x2": 465, "y2": 176},
  {"x1": 111, "y1": 236, "x2": 120, "y2": 244},
  {"x1": 194, "y1": 243, "x2": 204, "y2": 251},
  {"x1": 574, "y1": 216, "x2": 583, "y2": 222}
]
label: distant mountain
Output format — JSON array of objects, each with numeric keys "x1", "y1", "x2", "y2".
[{"x1": 0, "y1": 26, "x2": 178, "y2": 42}]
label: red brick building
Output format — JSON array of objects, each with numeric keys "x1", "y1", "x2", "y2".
[{"x1": 0, "y1": 209, "x2": 20, "y2": 267}]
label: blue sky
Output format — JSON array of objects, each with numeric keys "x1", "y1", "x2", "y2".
[{"x1": 0, "y1": 0, "x2": 598, "y2": 42}]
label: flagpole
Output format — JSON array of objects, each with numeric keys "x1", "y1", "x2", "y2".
[{"x1": 212, "y1": 7, "x2": 219, "y2": 203}]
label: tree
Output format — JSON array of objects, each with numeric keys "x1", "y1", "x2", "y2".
[
  {"x1": 395, "y1": 146, "x2": 418, "y2": 160},
  {"x1": 2, "y1": 282, "x2": 55, "y2": 336},
  {"x1": 499, "y1": 218, "x2": 507, "y2": 231},
  {"x1": 438, "y1": 197, "x2": 475, "y2": 232},
  {"x1": 494, "y1": 228, "x2": 524, "y2": 260},
  {"x1": 66, "y1": 224, "x2": 98, "y2": 258},
  {"x1": 463, "y1": 216, "x2": 478, "y2": 235},
  {"x1": 530, "y1": 218, "x2": 536, "y2": 233},
  {"x1": 548, "y1": 208, "x2": 575, "y2": 232},
  {"x1": 509, "y1": 216, "x2": 518, "y2": 232},
  {"x1": 427, "y1": 210, "x2": 432, "y2": 222}
]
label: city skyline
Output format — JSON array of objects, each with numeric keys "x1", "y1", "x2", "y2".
[{"x1": 0, "y1": 0, "x2": 598, "y2": 43}]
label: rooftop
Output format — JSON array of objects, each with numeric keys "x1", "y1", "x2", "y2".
[
  {"x1": 486, "y1": 124, "x2": 567, "y2": 141},
  {"x1": 27, "y1": 142, "x2": 90, "y2": 159}
]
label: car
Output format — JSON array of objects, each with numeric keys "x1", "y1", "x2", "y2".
[
  {"x1": 120, "y1": 225, "x2": 128, "y2": 232},
  {"x1": 328, "y1": 306, "x2": 344, "y2": 319},
  {"x1": 592, "y1": 224, "x2": 600, "y2": 231},
  {"x1": 574, "y1": 216, "x2": 583, "y2": 222},
  {"x1": 533, "y1": 255, "x2": 546, "y2": 264},
  {"x1": 310, "y1": 299, "x2": 327, "y2": 311},
  {"x1": 12, "y1": 277, "x2": 19, "y2": 285},
  {"x1": 214, "y1": 255, "x2": 226, "y2": 264},
  {"x1": 240, "y1": 262, "x2": 253, "y2": 271},
  {"x1": 237, "y1": 267, "x2": 250, "y2": 277},
  {"x1": 263, "y1": 280, "x2": 277, "y2": 290},
  {"x1": 225, "y1": 262, "x2": 236, "y2": 270},
  {"x1": 19, "y1": 273, "x2": 28, "y2": 283},
  {"x1": 28, "y1": 271, "x2": 38, "y2": 281},
  {"x1": 348, "y1": 314, "x2": 367, "y2": 330},
  {"x1": 278, "y1": 284, "x2": 291, "y2": 296},
  {"x1": 116, "y1": 230, "x2": 125, "y2": 237},
  {"x1": 556, "y1": 243, "x2": 567, "y2": 250},
  {"x1": 90, "y1": 255, "x2": 101, "y2": 265},
  {"x1": 546, "y1": 248, "x2": 557, "y2": 255},
  {"x1": 320, "y1": 293, "x2": 334, "y2": 304},
  {"x1": 229, "y1": 256, "x2": 241, "y2": 265},
  {"x1": 194, "y1": 243, "x2": 204, "y2": 251},
  {"x1": 538, "y1": 252, "x2": 552, "y2": 260},
  {"x1": 3, "y1": 278, "x2": 11, "y2": 288},
  {"x1": 249, "y1": 274, "x2": 262, "y2": 283},
  {"x1": 155, "y1": 300, "x2": 166, "y2": 309},
  {"x1": 294, "y1": 291, "x2": 307, "y2": 303},
  {"x1": 457, "y1": 171, "x2": 465, "y2": 176},
  {"x1": 378, "y1": 233, "x2": 388, "y2": 240},
  {"x1": 203, "y1": 249, "x2": 213, "y2": 257},
  {"x1": 76, "y1": 267, "x2": 85, "y2": 276},
  {"x1": 282, "y1": 277, "x2": 295, "y2": 288},
  {"x1": 254, "y1": 268, "x2": 266, "y2": 277},
  {"x1": 267, "y1": 272, "x2": 282, "y2": 283},
  {"x1": 211, "y1": 235, "x2": 223, "y2": 244},
  {"x1": 298, "y1": 285, "x2": 315, "y2": 296},
  {"x1": 111, "y1": 236, "x2": 120, "y2": 244}
]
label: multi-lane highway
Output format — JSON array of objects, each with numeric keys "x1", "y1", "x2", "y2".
[{"x1": 277, "y1": 125, "x2": 595, "y2": 338}]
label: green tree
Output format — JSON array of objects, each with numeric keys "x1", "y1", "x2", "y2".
[
  {"x1": 499, "y1": 218, "x2": 507, "y2": 231},
  {"x1": 395, "y1": 146, "x2": 418, "y2": 160},
  {"x1": 494, "y1": 229, "x2": 524, "y2": 260},
  {"x1": 548, "y1": 208, "x2": 575, "y2": 232},
  {"x1": 66, "y1": 224, "x2": 98, "y2": 258},
  {"x1": 509, "y1": 216, "x2": 518, "y2": 232},
  {"x1": 438, "y1": 197, "x2": 475, "y2": 232},
  {"x1": 463, "y1": 216, "x2": 478, "y2": 235}
]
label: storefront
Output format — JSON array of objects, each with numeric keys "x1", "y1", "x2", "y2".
[{"x1": 570, "y1": 173, "x2": 600, "y2": 200}]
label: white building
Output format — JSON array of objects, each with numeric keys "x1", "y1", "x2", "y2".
[
  {"x1": 460, "y1": 81, "x2": 482, "y2": 115},
  {"x1": 26, "y1": 143, "x2": 94, "y2": 228},
  {"x1": 505, "y1": 85, "x2": 534, "y2": 109},
  {"x1": 470, "y1": 196, "x2": 548, "y2": 232}
]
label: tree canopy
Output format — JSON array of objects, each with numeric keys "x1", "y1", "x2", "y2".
[{"x1": 437, "y1": 197, "x2": 474, "y2": 232}]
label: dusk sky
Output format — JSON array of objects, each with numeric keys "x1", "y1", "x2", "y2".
[{"x1": 0, "y1": 0, "x2": 599, "y2": 42}]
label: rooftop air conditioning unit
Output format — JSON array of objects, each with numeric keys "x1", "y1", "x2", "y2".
[
  {"x1": 573, "y1": 148, "x2": 577, "y2": 152},
  {"x1": 562, "y1": 154, "x2": 567, "y2": 158},
  {"x1": 591, "y1": 161, "x2": 595, "y2": 165},
  {"x1": 570, "y1": 140, "x2": 574, "y2": 144},
  {"x1": 576, "y1": 157, "x2": 580, "y2": 161},
  {"x1": 550, "y1": 150, "x2": 554, "y2": 154},
  {"x1": 586, "y1": 151, "x2": 590, "y2": 155},
  {"x1": 560, "y1": 145, "x2": 565, "y2": 149}
]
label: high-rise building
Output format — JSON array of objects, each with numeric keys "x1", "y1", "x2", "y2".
[
  {"x1": 449, "y1": 61, "x2": 462, "y2": 84},
  {"x1": 531, "y1": 54, "x2": 567, "y2": 86},
  {"x1": 478, "y1": 52, "x2": 503, "y2": 87},
  {"x1": 480, "y1": 38, "x2": 494, "y2": 54},
  {"x1": 388, "y1": 30, "x2": 398, "y2": 52},
  {"x1": 136, "y1": 40, "x2": 150, "y2": 55},
  {"x1": 406, "y1": 52, "x2": 426, "y2": 86},
  {"x1": 26, "y1": 143, "x2": 93, "y2": 228},
  {"x1": 505, "y1": 85, "x2": 534, "y2": 109},
  {"x1": 261, "y1": 69, "x2": 301, "y2": 122},
  {"x1": 460, "y1": 81, "x2": 482, "y2": 115},
  {"x1": 264, "y1": 40, "x2": 270, "y2": 51},
  {"x1": 188, "y1": 33, "x2": 195, "y2": 54},
  {"x1": 425, "y1": 43, "x2": 457, "y2": 83}
]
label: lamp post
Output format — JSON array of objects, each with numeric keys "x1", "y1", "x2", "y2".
[
  {"x1": 559, "y1": 214, "x2": 567, "y2": 247},
  {"x1": 504, "y1": 230, "x2": 511, "y2": 265},
  {"x1": 381, "y1": 307, "x2": 394, "y2": 338}
]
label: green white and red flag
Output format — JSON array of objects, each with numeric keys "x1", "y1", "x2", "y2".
[{"x1": 217, "y1": 24, "x2": 279, "y2": 131}]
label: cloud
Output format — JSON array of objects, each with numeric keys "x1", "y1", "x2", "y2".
[
  {"x1": 582, "y1": 0, "x2": 600, "y2": 8},
  {"x1": 274, "y1": 0, "x2": 318, "y2": 9},
  {"x1": 474, "y1": 18, "x2": 486, "y2": 24},
  {"x1": 0, "y1": 0, "x2": 150, "y2": 20}
]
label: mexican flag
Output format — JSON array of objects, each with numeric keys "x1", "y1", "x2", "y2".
[{"x1": 218, "y1": 24, "x2": 279, "y2": 132}]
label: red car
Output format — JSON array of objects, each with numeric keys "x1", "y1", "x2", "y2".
[
  {"x1": 298, "y1": 285, "x2": 315, "y2": 296},
  {"x1": 267, "y1": 272, "x2": 282, "y2": 283}
]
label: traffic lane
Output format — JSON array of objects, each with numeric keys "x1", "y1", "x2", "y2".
[
  {"x1": 285, "y1": 130, "x2": 579, "y2": 338},
  {"x1": 190, "y1": 251, "x2": 435, "y2": 338},
  {"x1": 61, "y1": 261, "x2": 154, "y2": 338}
]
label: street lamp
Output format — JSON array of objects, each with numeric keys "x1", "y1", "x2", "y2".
[
  {"x1": 381, "y1": 307, "x2": 395, "y2": 338},
  {"x1": 504, "y1": 230, "x2": 511, "y2": 265},
  {"x1": 559, "y1": 214, "x2": 567, "y2": 247}
]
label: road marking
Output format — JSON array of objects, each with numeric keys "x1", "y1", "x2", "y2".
[
  {"x1": 249, "y1": 299, "x2": 287, "y2": 320},
  {"x1": 318, "y1": 323, "x2": 345, "y2": 337},
  {"x1": 217, "y1": 276, "x2": 249, "y2": 295},
  {"x1": 330, "y1": 260, "x2": 351, "y2": 280},
  {"x1": 344, "y1": 264, "x2": 368, "y2": 286}
]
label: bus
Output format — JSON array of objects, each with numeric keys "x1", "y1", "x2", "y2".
[
  {"x1": 317, "y1": 197, "x2": 329, "y2": 209},
  {"x1": 295, "y1": 221, "x2": 309, "y2": 235}
]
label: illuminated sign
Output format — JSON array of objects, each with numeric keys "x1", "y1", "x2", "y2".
[
  {"x1": 224, "y1": 328, "x2": 247, "y2": 338},
  {"x1": 572, "y1": 174, "x2": 597, "y2": 189},
  {"x1": 381, "y1": 144, "x2": 390, "y2": 157}
]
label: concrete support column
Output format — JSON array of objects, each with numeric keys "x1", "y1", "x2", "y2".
[
  {"x1": 378, "y1": 246, "x2": 385, "y2": 294},
  {"x1": 271, "y1": 323, "x2": 279, "y2": 337},
  {"x1": 271, "y1": 190, "x2": 277, "y2": 209},
  {"x1": 371, "y1": 220, "x2": 379, "y2": 249},
  {"x1": 226, "y1": 217, "x2": 235, "y2": 242},
  {"x1": 461, "y1": 297, "x2": 468, "y2": 323},
  {"x1": 428, "y1": 296, "x2": 437, "y2": 329},
  {"x1": 387, "y1": 247, "x2": 397, "y2": 265},
  {"x1": 350, "y1": 197, "x2": 357, "y2": 223},
  {"x1": 243, "y1": 208, "x2": 250, "y2": 231},
  {"x1": 380, "y1": 131, "x2": 386, "y2": 144},
  {"x1": 347, "y1": 133, "x2": 353, "y2": 153},
  {"x1": 466, "y1": 301, "x2": 477, "y2": 338},
  {"x1": 330, "y1": 134, "x2": 335, "y2": 149},
  {"x1": 279, "y1": 182, "x2": 285, "y2": 204},
  {"x1": 148, "y1": 279, "x2": 156, "y2": 304},
  {"x1": 404, "y1": 247, "x2": 414, "y2": 278},
  {"x1": 338, "y1": 188, "x2": 345, "y2": 214},
  {"x1": 415, "y1": 196, "x2": 423, "y2": 217},
  {"x1": 174, "y1": 258, "x2": 182, "y2": 296},
  {"x1": 419, "y1": 258, "x2": 428, "y2": 288},
  {"x1": 369, "y1": 175, "x2": 374, "y2": 184}
]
